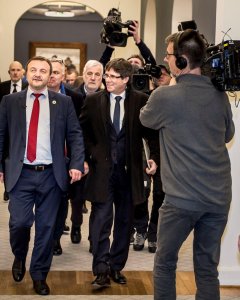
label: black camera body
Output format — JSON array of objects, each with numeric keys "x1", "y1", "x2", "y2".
[
  {"x1": 202, "y1": 40, "x2": 240, "y2": 91},
  {"x1": 132, "y1": 64, "x2": 162, "y2": 94},
  {"x1": 100, "y1": 8, "x2": 134, "y2": 47}
]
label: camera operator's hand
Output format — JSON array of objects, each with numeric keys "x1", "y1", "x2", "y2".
[
  {"x1": 128, "y1": 20, "x2": 141, "y2": 44},
  {"x1": 169, "y1": 76, "x2": 177, "y2": 86}
]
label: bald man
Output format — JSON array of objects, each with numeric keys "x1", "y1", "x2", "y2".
[
  {"x1": 0, "y1": 61, "x2": 28, "y2": 201},
  {"x1": 0, "y1": 61, "x2": 28, "y2": 102}
]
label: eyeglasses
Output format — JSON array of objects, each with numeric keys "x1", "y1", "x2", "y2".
[
  {"x1": 103, "y1": 74, "x2": 122, "y2": 80},
  {"x1": 165, "y1": 52, "x2": 175, "y2": 58}
]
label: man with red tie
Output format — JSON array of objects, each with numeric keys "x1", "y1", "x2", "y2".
[{"x1": 0, "y1": 56, "x2": 85, "y2": 296}]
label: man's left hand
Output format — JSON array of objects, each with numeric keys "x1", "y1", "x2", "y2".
[
  {"x1": 69, "y1": 169, "x2": 83, "y2": 184},
  {"x1": 145, "y1": 159, "x2": 157, "y2": 175}
]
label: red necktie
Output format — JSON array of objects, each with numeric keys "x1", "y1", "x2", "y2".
[{"x1": 26, "y1": 93, "x2": 41, "y2": 162}]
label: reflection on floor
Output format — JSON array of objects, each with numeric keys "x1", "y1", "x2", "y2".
[{"x1": 0, "y1": 184, "x2": 239, "y2": 299}]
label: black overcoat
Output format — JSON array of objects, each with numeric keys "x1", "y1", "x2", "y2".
[{"x1": 80, "y1": 87, "x2": 158, "y2": 205}]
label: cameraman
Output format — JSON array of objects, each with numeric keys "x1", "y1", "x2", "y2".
[
  {"x1": 100, "y1": 20, "x2": 156, "y2": 68},
  {"x1": 140, "y1": 29, "x2": 235, "y2": 300}
]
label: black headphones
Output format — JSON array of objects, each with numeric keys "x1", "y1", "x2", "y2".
[{"x1": 174, "y1": 32, "x2": 188, "y2": 70}]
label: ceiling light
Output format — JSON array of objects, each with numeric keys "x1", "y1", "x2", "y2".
[{"x1": 44, "y1": 11, "x2": 75, "y2": 17}]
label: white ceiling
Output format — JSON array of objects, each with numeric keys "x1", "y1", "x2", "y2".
[{"x1": 29, "y1": 1, "x2": 95, "y2": 17}]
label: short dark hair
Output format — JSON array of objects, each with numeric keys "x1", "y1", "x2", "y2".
[
  {"x1": 158, "y1": 64, "x2": 170, "y2": 75},
  {"x1": 165, "y1": 29, "x2": 206, "y2": 69},
  {"x1": 127, "y1": 54, "x2": 145, "y2": 67},
  {"x1": 105, "y1": 58, "x2": 133, "y2": 78},
  {"x1": 25, "y1": 56, "x2": 52, "y2": 74}
]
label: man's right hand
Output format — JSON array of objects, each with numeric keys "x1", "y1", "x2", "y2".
[{"x1": 128, "y1": 20, "x2": 141, "y2": 44}]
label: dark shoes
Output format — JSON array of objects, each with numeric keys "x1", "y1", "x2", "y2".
[
  {"x1": 82, "y1": 202, "x2": 88, "y2": 214},
  {"x1": 133, "y1": 233, "x2": 147, "y2": 251},
  {"x1": 92, "y1": 273, "x2": 111, "y2": 288},
  {"x1": 110, "y1": 270, "x2": 127, "y2": 284},
  {"x1": 33, "y1": 280, "x2": 50, "y2": 295},
  {"x1": 3, "y1": 191, "x2": 9, "y2": 201},
  {"x1": 148, "y1": 241, "x2": 157, "y2": 253},
  {"x1": 89, "y1": 240, "x2": 93, "y2": 253},
  {"x1": 63, "y1": 223, "x2": 70, "y2": 232},
  {"x1": 12, "y1": 257, "x2": 26, "y2": 282},
  {"x1": 53, "y1": 239, "x2": 62, "y2": 256},
  {"x1": 71, "y1": 226, "x2": 81, "y2": 244}
]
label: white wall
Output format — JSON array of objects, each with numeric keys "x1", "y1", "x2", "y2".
[
  {"x1": 0, "y1": 0, "x2": 141, "y2": 81},
  {"x1": 172, "y1": 0, "x2": 192, "y2": 32},
  {"x1": 144, "y1": 0, "x2": 156, "y2": 55},
  {"x1": 216, "y1": 0, "x2": 240, "y2": 285}
]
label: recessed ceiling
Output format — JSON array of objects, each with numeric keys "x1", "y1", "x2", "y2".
[{"x1": 29, "y1": 1, "x2": 95, "y2": 17}]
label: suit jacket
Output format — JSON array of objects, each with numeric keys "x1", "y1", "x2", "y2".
[
  {"x1": 0, "y1": 80, "x2": 28, "y2": 102},
  {"x1": 74, "y1": 83, "x2": 101, "y2": 101},
  {"x1": 80, "y1": 87, "x2": 159, "y2": 205},
  {"x1": 64, "y1": 86, "x2": 83, "y2": 118},
  {"x1": 0, "y1": 89, "x2": 85, "y2": 192}
]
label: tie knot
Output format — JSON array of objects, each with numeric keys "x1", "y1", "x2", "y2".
[
  {"x1": 115, "y1": 96, "x2": 122, "y2": 102},
  {"x1": 33, "y1": 93, "x2": 42, "y2": 100},
  {"x1": 13, "y1": 83, "x2": 17, "y2": 87}
]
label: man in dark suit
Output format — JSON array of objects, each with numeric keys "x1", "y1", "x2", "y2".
[
  {"x1": 0, "y1": 56, "x2": 85, "y2": 295},
  {"x1": 0, "y1": 60, "x2": 28, "y2": 101},
  {"x1": 75, "y1": 60, "x2": 103, "y2": 98},
  {"x1": 80, "y1": 58, "x2": 158, "y2": 288},
  {"x1": 0, "y1": 60, "x2": 28, "y2": 201},
  {"x1": 70, "y1": 60, "x2": 103, "y2": 248},
  {"x1": 47, "y1": 57, "x2": 85, "y2": 254}
]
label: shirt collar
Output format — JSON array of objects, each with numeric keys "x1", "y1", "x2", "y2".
[
  {"x1": 27, "y1": 87, "x2": 48, "y2": 99},
  {"x1": 11, "y1": 79, "x2": 22, "y2": 86},
  {"x1": 110, "y1": 91, "x2": 126, "y2": 101}
]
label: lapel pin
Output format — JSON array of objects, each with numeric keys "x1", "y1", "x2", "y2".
[{"x1": 52, "y1": 100, "x2": 56, "y2": 104}]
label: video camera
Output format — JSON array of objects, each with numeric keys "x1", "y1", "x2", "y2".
[
  {"x1": 202, "y1": 40, "x2": 240, "y2": 91},
  {"x1": 100, "y1": 8, "x2": 134, "y2": 47},
  {"x1": 132, "y1": 64, "x2": 162, "y2": 94}
]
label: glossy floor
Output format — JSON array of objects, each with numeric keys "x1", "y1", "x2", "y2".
[{"x1": 0, "y1": 185, "x2": 239, "y2": 299}]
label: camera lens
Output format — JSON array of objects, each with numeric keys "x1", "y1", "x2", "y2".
[{"x1": 132, "y1": 74, "x2": 150, "y2": 93}]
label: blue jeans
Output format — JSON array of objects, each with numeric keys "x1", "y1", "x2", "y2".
[{"x1": 154, "y1": 202, "x2": 228, "y2": 300}]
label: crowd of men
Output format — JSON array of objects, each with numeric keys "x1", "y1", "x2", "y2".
[{"x1": 0, "y1": 20, "x2": 234, "y2": 300}]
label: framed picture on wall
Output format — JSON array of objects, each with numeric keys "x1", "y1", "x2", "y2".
[{"x1": 29, "y1": 42, "x2": 87, "y2": 75}]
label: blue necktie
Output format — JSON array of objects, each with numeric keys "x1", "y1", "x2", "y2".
[{"x1": 113, "y1": 96, "x2": 122, "y2": 134}]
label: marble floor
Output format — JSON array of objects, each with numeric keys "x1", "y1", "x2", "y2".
[{"x1": 0, "y1": 184, "x2": 239, "y2": 299}]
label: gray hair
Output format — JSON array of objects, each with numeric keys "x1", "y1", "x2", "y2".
[{"x1": 83, "y1": 60, "x2": 103, "y2": 75}]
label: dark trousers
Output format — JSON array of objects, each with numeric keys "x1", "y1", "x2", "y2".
[
  {"x1": 148, "y1": 171, "x2": 165, "y2": 242},
  {"x1": 69, "y1": 176, "x2": 86, "y2": 226},
  {"x1": 133, "y1": 171, "x2": 165, "y2": 241},
  {"x1": 154, "y1": 202, "x2": 228, "y2": 300},
  {"x1": 133, "y1": 188, "x2": 150, "y2": 234},
  {"x1": 91, "y1": 164, "x2": 133, "y2": 275},
  {"x1": 53, "y1": 193, "x2": 69, "y2": 240},
  {"x1": 9, "y1": 167, "x2": 62, "y2": 280}
]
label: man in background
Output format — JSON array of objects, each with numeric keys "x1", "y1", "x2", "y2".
[
  {"x1": 47, "y1": 57, "x2": 84, "y2": 254},
  {"x1": 70, "y1": 59, "x2": 103, "y2": 250},
  {"x1": 0, "y1": 60, "x2": 28, "y2": 201},
  {"x1": 0, "y1": 61, "x2": 27, "y2": 101}
]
